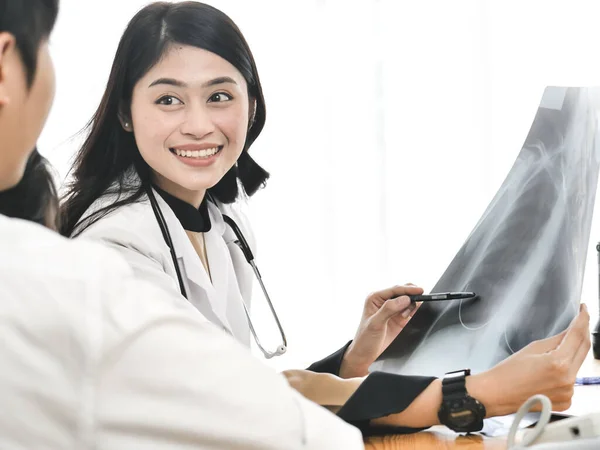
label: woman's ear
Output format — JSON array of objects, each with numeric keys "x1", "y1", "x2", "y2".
[
  {"x1": 118, "y1": 106, "x2": 133, "y2": 132},
  {"x1": 248, "y1": 99, "x2": 257, "y2": 130},
  {"x1": 118, "y1": 115, "x2": 133, "y2": 132}
]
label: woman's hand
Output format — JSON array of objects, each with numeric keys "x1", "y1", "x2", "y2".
[
  {"x1": 469, "y1": 304, "x2": 591, "y2": 417},
  {"x1": 339, "y1": 284, "x2": 424, "y2": 378},
  {"x1": 374, "y1": 304, "x2": 591, "y2": 430}
]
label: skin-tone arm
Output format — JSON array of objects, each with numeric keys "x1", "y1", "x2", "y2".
[{"x1": 285, "y1": 304, "x2": 590, "y2": 429}]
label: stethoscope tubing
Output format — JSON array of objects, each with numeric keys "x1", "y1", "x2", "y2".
[{"x1": 145, "y1": 185, "x2": 287, "y2": 358}]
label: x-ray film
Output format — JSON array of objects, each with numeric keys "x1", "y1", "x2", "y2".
[{"x1": 373, "y1": 87, "x2": 600, "y2": 377}]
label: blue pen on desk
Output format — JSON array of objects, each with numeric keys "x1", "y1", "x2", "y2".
[{"x1": 575, "y1": 377, "x2": 600, "y2": 385}]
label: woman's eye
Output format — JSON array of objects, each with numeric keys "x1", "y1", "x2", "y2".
[
  {"x1": 208, "y1": 92, "x2": 233, "y2": 103},
  {"x1": 156, "y1": 95, "x2": 183, "y2": 106}
]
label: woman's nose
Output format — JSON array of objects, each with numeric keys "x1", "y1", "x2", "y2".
[{"x1": 180, "y1": 106, "x2": 215, "y2": 138}]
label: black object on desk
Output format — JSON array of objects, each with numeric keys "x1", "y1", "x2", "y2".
[
  {"x1": 594, "y1": 243, "x2": 600, "y2": 360},
  {"x1": 408, "y1": 292, "x2": 477, "y2": 302}
]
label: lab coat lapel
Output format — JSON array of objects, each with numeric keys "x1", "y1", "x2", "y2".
[
  {"x1": 204, "y1": 202, "x2": 230, "y2": 315},
  {"x1": 152, "y1": 190, "x2": 231, "y2": 330},
  {"x1": 210, "y1": 201, "x2": 254, "y2": 346}
]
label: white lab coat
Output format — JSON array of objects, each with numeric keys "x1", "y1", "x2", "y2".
[
  {"x1": 0, "y1": 214, "x2": 363, "y2": 449},
  {"x1": 77, "y1": 188, "x2": 255, "y2": 346}
]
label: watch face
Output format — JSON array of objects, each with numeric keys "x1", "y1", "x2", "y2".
[
  {"x1": 440, "y1": 397, "x2": 485, "y2": 432},
  {"x1": 449, "y1": 408, "x2": 477, "y2": 428}
]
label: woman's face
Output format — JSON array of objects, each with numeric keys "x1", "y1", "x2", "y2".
[{"x1": 129, "y1": 44, "x2": 251, "y2": 205}]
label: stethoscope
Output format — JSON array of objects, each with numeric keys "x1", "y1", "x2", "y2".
[{"x1": 145, "y1": 185, "x2": 287, "y2": 359}]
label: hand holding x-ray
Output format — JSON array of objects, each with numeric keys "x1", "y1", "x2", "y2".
[
  {"x1": 468, "y1": 304, "x2": 591, "y2": 417},
  {"x1": 374, "y1": 87, "x2": 600, "y2": 377}
]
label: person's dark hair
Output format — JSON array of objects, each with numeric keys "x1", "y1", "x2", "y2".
[
  {"x1": 60, "y1": 1, "x2": 269, "y2": 237},
  {"x1": 0, "y1": 0, "x2": 59, "y2": 87},
  {"x1": 0, "y1": 148, "x2": 60, "y2": 230}
]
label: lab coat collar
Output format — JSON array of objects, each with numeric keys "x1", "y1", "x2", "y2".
[{"x1": 153, "y1": 185, "x2": 212, "y2": 233}]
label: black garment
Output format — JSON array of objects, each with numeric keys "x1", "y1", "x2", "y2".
[
  {"x1": 308, "y1": 342, "x2": 437, "y2": 436},
  {"x1": 338, "y1": 372, "x2": 437, "y2": 436},
  {"x1": 307, "y1": 341, "x2": 352, "y2": 375},
  {"x1": 153, "y1": 185, "x2": 211, "y2": 233}
]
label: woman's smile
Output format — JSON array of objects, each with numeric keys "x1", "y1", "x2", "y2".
[{"x1": 169, "y1": 145, "x2": 224, "y2": 166}]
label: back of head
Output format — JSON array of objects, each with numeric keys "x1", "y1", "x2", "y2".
[
  {"x1": 0, "y1": 0, "x2": 58, "y2": 190},
  {"x1": 0, "y1": 0, "x2": 59, "y2": 87},
  {"x1": 0, "y1": 148, "x2": 60, "y2": 230},
  {"x1": 60, "y1": 1, "x2": 269, "y2": 237}
]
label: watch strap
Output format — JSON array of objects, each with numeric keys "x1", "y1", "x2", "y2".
[{"x1": 442, "y1": 369, "x2": 470, "y2": 399}]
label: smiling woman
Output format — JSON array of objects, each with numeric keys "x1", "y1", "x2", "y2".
[
  {"x1": 59, "y1": 0, "x2": 276, "y2": 349},
  {"x1": 59, "y1": 2, "x2": 268, "y2": 237}
]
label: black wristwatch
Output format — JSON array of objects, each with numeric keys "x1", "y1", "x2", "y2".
[{"x1": 437, "y1": 369, "x2": 486, "y2": 433}]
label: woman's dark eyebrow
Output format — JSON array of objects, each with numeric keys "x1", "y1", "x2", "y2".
[
  {"x1": 148, "y1": 78, "x2": 187, "y2": 88},
  {"x1": 148, "y1": 76, "x2": 237, "y2": 89},
  {"x1": 202, "y1": 76, "x2": 237, "y2": 88}
]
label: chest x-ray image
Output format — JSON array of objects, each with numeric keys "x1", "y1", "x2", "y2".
[{"x1": 373, "y1": 87, "x2": 600, "y2": 377}]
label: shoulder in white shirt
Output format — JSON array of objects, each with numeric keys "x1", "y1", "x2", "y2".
[{"x1": 0, "y1": 215, "x2": 363, "y2": 449}]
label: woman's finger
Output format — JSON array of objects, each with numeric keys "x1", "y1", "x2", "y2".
[
  {"x1": 569, "y1": 328, "x2": 591, "y2": 375},
  {"x1": 370, "y1": 296, "x2": 412, "y2": 326},
  {"x1": 400, "y1": 301, "x2": 422, "y2": 319},
  {"x1": 554, "y1": 307, "x2": 590, "y2": 361},
  {"x1": 522, "y1": 329, "x2": 568, "y2": 355},
  {"x1": 373, "y1": 284, "x2": 424, "y2": 301}
]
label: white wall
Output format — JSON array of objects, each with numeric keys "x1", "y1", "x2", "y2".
[{"x1": 39, "y1": 0, "x2": 600, "y2": 371}]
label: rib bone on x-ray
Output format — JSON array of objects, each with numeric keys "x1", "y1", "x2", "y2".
[{"x1": 373, "y1": 87, "x2": 600, "y2": 377}]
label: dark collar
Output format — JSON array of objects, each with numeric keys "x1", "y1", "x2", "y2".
[{"x1": 153, "y1": 185, "x2": 212, "y2": 233}]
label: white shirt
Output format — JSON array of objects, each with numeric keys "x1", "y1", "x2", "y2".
[{"x1": 0, "y1": 215, "x2": 363, "y2": 449}]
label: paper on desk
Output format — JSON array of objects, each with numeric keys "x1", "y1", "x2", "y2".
[{"x1": 374, "y1": 87, "x2": 600, "y2": 376}]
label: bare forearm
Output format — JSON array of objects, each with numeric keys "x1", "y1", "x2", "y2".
[
  {"x1": 283, "y1": 370, "x2": 365, "y2": 410},
  {"x1": 372, "y1": 373, "x2": 498, "y2": 429}
]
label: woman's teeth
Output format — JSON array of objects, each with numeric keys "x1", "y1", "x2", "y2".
[{"x1": 172, "y1": 147, "x2": 220, "y2": 158}]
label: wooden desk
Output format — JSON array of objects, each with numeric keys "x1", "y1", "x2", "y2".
[{"x1": 365, "y1": 351, "x2": 600, "y2": 450}]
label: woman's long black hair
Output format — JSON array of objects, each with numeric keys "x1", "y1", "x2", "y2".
[{"x1": 60, "y1": 1, "x2": 268, "y2": 237}]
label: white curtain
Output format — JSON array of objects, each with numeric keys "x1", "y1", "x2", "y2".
[{"x1": 40, "y1": 0, "x2": 600, "y2": 372}]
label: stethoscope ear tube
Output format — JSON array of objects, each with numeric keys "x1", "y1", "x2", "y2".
[
  {"x1": 222, "y1": 214, "x2": 254, "y2": 264},
  {"x1": 146, "y1": 185, "x2": 188, "y2": 299}
]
